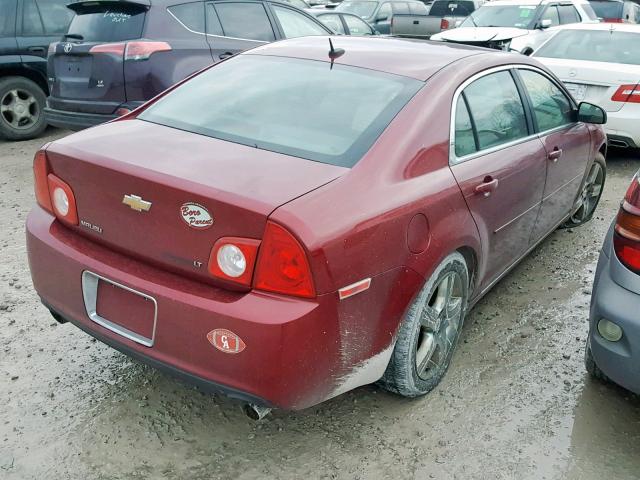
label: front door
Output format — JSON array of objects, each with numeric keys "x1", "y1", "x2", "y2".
[
  {"x1": 450, "y1": 69, "x2": 547, "y2": 291},
  {"x1": 516, "y1": 68, "x2": 591, "y2": 240}
]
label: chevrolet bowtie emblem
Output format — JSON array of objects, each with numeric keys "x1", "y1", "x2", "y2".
[{"x1": 122, "y1": 194, "x2": 152, "y2": 212}]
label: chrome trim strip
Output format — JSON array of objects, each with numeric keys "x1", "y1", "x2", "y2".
[
  {"x1": 494, "y1": 201, "x2": 541, "y2": 234},
  {"x1": 449, "y1": 64, "x2": 578, "y2": 166},
  {"x1": 542, "y1": 172, "x2": 583, "y2": 202},
  {"x1": 81, "y1": 271, "x2": 158, "y2": 348},
  {"x1": 166, "y1": 9, "x2": 269, "y2": 44}
]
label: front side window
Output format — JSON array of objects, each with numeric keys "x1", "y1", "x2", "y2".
[
  {"x1": 376, "y1": 3, "x2": 392, "y2": 20},
  {"x1": 169, "y1": 2, "x2": 205, "y2": 33},
  {"x1": 343, "y1": 14, "x2": 373, "y2": 35},
  {"x1": 519, "y1": 69, "x2": 573, "y2": 132},
  {"x1": 139, "y1": 55, "x2": 422, "y2": 167},
  {"x1": 273, "y1": 6, "x2": 327, "y2": 38},
  {"x1": 460, "y1": 71, "x2": 528, "y2": 152},
  {"x1": 540, "y1": 5, "x2": 560, "y2": 26},
  {"x1": 214, "y1": 2, "x2": 275, "y2": 41},
  {"x1": 392, "y1": 2, "x2": 411, "y2": 14},
  {"x1": 317, "y1": 14, "x2": 346, "y2": 34}
]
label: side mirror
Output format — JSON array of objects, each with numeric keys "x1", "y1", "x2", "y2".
[
  {"x1": 578, "y1": 102, "x2": 607, "y2": 124},
  {"x1": 376, "y1": 14, "x2": 389, "y2": 22},
  {"x1": 539, "y1": 18, "x2": 552, "y2": 29}
]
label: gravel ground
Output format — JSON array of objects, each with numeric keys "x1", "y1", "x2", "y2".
[{"x1": 1, "y1": 129, "x2": 640, "y2": 480}]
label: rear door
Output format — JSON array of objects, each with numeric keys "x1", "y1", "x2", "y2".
[
  {"x1": 15, "y1": 0, "x2": 73, "y2": 77},
  {"x1": 205, "y1": 1, "x2": 275, "y2": 62},
  {"x1": 47, "y1": 1, "x2": 146, "y2": 115},
  {"x1": 0, "y1": 0, "x2": 18, "y2": 61},
  {"x1": 516, "y1": 67, "x2": 591, "y2": 238},
  {"x1": 449, "y1": 68, "x2": 547, "y2": 290}
]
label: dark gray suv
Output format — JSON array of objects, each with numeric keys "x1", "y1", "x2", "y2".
[{"x1": 45, "y1": 0, "x2": 332, "y2": 130}]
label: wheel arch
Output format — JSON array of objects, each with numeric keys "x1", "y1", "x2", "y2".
[{"x1": 0, "y1": 66, "x2": 49, "y2": 95}]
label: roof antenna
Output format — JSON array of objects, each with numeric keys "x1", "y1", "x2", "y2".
[{"x1": 328, "y1": 38, "x2": 345, "y2": 69}]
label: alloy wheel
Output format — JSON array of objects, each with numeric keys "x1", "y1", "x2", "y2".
[
  {"x1": 570, "y1": 161, "x2": 604, "y2": 224},
  {"x1": 415, "y1": 271, "x2": 464, "y2": 380},
  {"x1": 1, "y1": 88, "x2": 40, "y2": 130}
]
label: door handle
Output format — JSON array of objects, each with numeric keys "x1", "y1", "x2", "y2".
[
  {"x1": 219, "y1": 52, "x2": 235, "y2": 60},
  {"x1": 474, "y1": 177, "x2": 499, "y2": 197},
  {"x1": 548, "y1": 148, "x2": 563, "y2": 162},
  {"x1": 28, "y1": 46, "x2": 46, "y2": 54}
]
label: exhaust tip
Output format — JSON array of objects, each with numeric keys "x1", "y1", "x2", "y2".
[
  {"x1": 609, "y1": 139, "x2": 629, "y2": 148},
  {"x1": 243, "y1": 403, "x2": 272, "y2": 421}
]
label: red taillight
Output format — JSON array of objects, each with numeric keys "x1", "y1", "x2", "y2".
[
  {"x1": 125, "y1": 41, "x2": 171, "y2": 61},
  {"x1": 47, "y1": 174, "x2": 78, "y2": 225},
  {"x1": 33, "y1": 150, "x2": 53, "y2": 214},
  {"x1": 603, "y1": 18, "x2": 624, "y2": 23},
  {"x1": 440, "y1": 18, "x2": 450, "y2": 29},
  {"x1": 611, "y1": 84, "x2": 640, "y2": 103},
  {"x1": 614, "y1": 175, "x2": 640, "y2": 273},
  {"x1": 89, "y1": 42, "x2": 126, "y2": 55},
  {"x1": 254, "y1": 222, "x2": 315, "y2": 298},
  {"x1": 89, "y1": 41, "x2": 171, "y2": 61},
  {"x1": 208, "y1": 237, "x2": 261, "y2": 287}
]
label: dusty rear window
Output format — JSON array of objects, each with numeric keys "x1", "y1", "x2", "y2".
[
  {"x1": 138, "y1": 55, "x2": 422, "y2": 168},
  {"x1": 67, "y1": 3, "x2": 146, "y2": 42}
]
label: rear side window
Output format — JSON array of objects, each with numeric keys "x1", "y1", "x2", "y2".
[
  {"x1": 429, "y1": 1, "x2": 475, "y2": 17},
  {"x1": 518, "y1": 69, "x2": 573, "y2": 132},
  {"x1": 66, "y1": 4, "x2": 146, "y2": 41},
  {"x1": 409, "y1": 2, "x2": 428, "y2": 14},
  {"x1": 212, "y1": 2, "x2": 275, "y2": 41},
  {"x1": 392, "y1": 2, "x2": 411, "y2": 14},
  {"x1": 169, "y1": 2, "x2": 205, "y2": 33},
  {"x1": 459, "y1": 71, "x2": 528, "y2": 153},
  {"x1": 557, "y1": 4, "x2": 580, "y2": 23},
  {"x1": 454, "y1": 97, "x2": 476, "y2": 157},
  {"x1": 0, "y1": 0, "x2": 16, "y2": 37},
  {"x1": 22, "y1": 0, "x2": 74, "y2": 36},
  {"x1": 139, "y1": 55, "x2": 422, "y2": 167},
  {"x1": 272, "y1": 5, "x2": 328, "y2": 38}
]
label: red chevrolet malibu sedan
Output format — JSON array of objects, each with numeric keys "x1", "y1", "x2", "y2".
[{"x1": 27, "y1": 36, "x2": 607, "y2": 413}]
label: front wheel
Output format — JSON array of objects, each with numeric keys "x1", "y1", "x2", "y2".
[
  {"x1": 380, "y1": 252, "x2": 469, "y2": 397},
  {"x1": 562, "y1": 153, "x2": 606, "y2": 228}
]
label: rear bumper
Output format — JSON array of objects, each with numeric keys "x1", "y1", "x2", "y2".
[
  {"x1": 26, "y1": 207, "x2": 408, "y2": 409},
  {"x1": 605, "y1": 107, "x2": 640, "y2": 148},
  {"x1": 589, "y1": 233, "x2": 640, "y2": 394},
  {"x1": 44, "y1": 107, "x2": 116, "y2": 131}
]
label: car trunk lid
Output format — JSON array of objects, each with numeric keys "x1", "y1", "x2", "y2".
[
  {"x1": 44, "y1": 120, "x2": 348, "y2": 285},
  {"x1": 539, "y1": 58, "x2": 640, "y2": 113},
  {"x1": 47, "y1": 0, "x2": 148, "y2": 115}
]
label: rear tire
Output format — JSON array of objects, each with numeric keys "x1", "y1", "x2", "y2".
[
  {"x1": 561, "y1": 153, "x2": 606, "y2": 228},
  {"x1": 0, "y1": 76, "x2": 47, "y2": 141},
  {"x1": 380, "y1": 252, "x2": 469, "y2": 397}
]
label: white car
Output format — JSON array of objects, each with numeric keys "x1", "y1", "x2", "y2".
[
  {"x1": 532, "y1": 23, "x2": 640, "y2": 149},
  {"x1": 430, "y1": 0, "x2": 598, "y2": 54}
]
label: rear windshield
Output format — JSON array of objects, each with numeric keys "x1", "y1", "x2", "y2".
[
  {"x1": 138, "y1": 55, "x2": 422, "y2": 167},
  {"x1": 336, "y1": 1, "x2": 378, "y2": 19},
  {"x1": 534, "y1": 29, "x2": 640, "y2": 65},
  {"x1": 460, "y1": 5, "x2": 540, "y2": 28},
  {"x1": 429, "y1": 1, "x2": 476, "y2": 17},
  {"x1": 589, "y1": 1, "x2": 623, "y2": 19},
  {"x1": 66, "y1": 4, "x2": 146, "y2": 42}
]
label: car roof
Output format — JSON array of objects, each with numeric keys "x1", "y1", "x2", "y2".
[
  {"x1": 549, "y1": 22, "x2": 640, "y2": 32},
  {"x1": 244, "y1": 36, "x2": 508, "y2": 81}
]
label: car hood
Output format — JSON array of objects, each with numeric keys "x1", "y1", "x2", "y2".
[{"x1": 431, "y1": 27, "x2": 530, "y2": 43}]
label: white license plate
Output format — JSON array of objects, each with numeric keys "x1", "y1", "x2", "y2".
[{"x1": 564, "y1": 82, "x2": 587, "y2": 102}]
